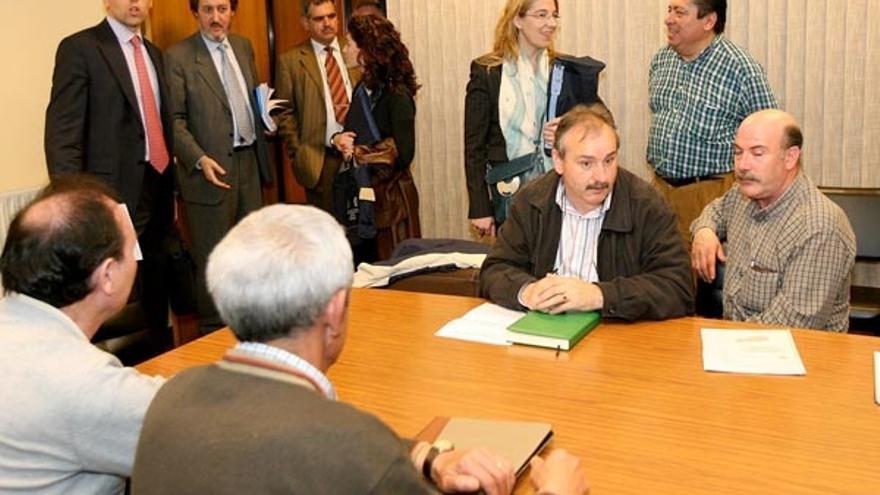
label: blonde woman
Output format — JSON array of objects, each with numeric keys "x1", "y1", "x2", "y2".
[{"x1": 465, "y1": 0, "x2": 560, "y2": 237}]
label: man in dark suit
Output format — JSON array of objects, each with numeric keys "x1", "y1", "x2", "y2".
[
  {"x1": 275, "y1": 0, "x2": 359, "y2": 213},
  {"x1": 45, "y1": 0, "x2": 174, "y2": 350},
  {"x1": 165, "y1": 0, "x2": 272, "y2": 333}
]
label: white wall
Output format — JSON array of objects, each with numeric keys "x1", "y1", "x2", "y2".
[{"x1": 0, "y1": 1, "x2": 105, "y2": 194}]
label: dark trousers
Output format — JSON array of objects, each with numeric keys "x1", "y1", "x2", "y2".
[
  {"x1": 132, "y1": 164, "x2": 175, "y2": 352},
  {"x1": 185, "y1": 147, "x2": 263, "y2": 334}
]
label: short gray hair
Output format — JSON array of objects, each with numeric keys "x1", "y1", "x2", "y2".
[{"x1": 206, "y1": 204, "x2": 353, "y2": 342}]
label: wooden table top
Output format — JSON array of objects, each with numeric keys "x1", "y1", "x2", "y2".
[{"x1": 137, "y1": 288, "x2": 880, "y2": 495}]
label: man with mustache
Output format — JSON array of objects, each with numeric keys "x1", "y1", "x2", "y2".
[
  {"x1": 275, "y1": 0, "x2": 358, "y2": 213},
  {"x1": 691, "y1": 110, "x2": 856, "y2": 331},
  {"x1": 647, "y1": 0, "x2": 777, "y2": 248},
  {"x1": 481, "y1": 104, "x2": 693, "y2": 321},
  {"x1": 164, "y1": 0, "x2": 272, "y2": 334}
]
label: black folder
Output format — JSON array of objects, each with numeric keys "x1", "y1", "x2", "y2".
[{"x1": 344, "y1": 84, "x2": 382, "y2": 145}]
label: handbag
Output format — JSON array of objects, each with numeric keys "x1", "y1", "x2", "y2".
[
  {"x1": 485, "y1": 149, "x2": 543, "y2": 224},
  {"x1": 333, "y1": 138, "x2": 399, "y2": 244}
]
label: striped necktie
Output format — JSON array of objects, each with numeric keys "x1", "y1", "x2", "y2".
[
  {"x1": 130, "y1": 35, "x2": 169, "y2": 173},
  {"x1": 324, "y1": 46, "x2": 349, "y2": 124},
  {"x1": 218, "y1": 44, "x2": 256, "y2": 144}
]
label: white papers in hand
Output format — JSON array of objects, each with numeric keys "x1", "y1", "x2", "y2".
[
  {"x1": 435, "y1": 303, "x2": 523, "y2": 346},
  {"x1": 254, "y1": 83, "x2": 286, "y2": 132},
  {"x1": 874, "y1": 352, "x2": 880, "y2": 405},
  {"x1": 701, "y1": 328, "x2": 806, "y2": 375}
]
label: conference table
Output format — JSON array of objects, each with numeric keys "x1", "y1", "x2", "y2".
[{"x1": 137, "y1": 288, "x2": 880, "y2": 494}]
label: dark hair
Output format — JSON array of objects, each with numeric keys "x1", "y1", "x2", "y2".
[
  {"x1": 301, "y1": 0, "x2": 334, "y2": 17},
  {"x1": 692, "y1": 0, "x2": 726, "y2": 34},
  {"x1": 347, "y1": 15, "x2": 420, "y2": 96},
  {"x1": 0, "y1": 176, "x2": 124, "y2": 308},
  {"x1": 553, "y1": 103, "x2": 618, "y2": 158},
  {"x1": 783, "y1": 123, "x2": 804, "y2": 167},
  {"x1": 188, "y1": 0, "x2": 239, "y2": 13}
]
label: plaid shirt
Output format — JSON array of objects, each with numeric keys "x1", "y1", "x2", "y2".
[
  {"x1": 647, "y1": 36, "x2": 777, "y2": 179},
  {"x1": 233, "y1": 341, "x2": 337, "y2": 399},
  {"x1": 691, "y1": 173, "x2": 856, "y2": 331}
]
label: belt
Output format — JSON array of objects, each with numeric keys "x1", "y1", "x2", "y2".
[
  {"x1": 325, "y1": 146, "x2": 342, "y2": 157},
  {"x1": 660, "y1": 173, "x2": 726, "y2": 188},
  {"x1": 233, "y1": 143, "x2": 254, "y2": 152}
]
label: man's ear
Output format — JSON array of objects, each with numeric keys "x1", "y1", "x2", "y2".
[
  {"x1": 784, "y1": 146, "x2": 801, "y2": 170},
  {"x1": 323, "y1": 288, "x2": 349, "y2": 341},
  {"x1": 89, "y1": 257, "x2": 116, "y2": 297},
  {"x1": 552, "y1": 148, "x2": 564, "y2": 175},
  {"x1": 702, "y1": 12, "x2": 718, "y2": 33}
]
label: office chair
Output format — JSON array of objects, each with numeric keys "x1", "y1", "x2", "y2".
[{"x1": 820, "y1": 187, "x2": 880, "y2": 327}]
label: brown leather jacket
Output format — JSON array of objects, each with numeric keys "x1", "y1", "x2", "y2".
[{"x1": 480, "y1": 168, "x2": 694, "y2": 321}]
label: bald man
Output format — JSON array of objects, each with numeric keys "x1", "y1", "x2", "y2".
[{"x1": 691, "y1": 109, "x2": 856, "y2": 331}]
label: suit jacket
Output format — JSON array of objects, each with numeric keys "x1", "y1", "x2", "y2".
[
  {"x1": 275, "y1": 39, "x2": 359, "y2": 189},
  {"x1": 165, "y1": 33, "x2": 272, "y2": 205},
  {"x1": 480, "y1": 168, "x2": 694, "y2": 321},
  {"x1": 45, "y1": 19, "x2": 173, "y2": 214},
  {"x1": 463, "y1": 59, "x2": 509, "y2": 220}
]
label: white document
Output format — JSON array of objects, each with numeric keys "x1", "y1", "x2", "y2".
[
  {"x1": 435, "y1": 303, "x2": 523, "y2": 346},
  {"x1": 874, "y1": 352, "x2": 880, "y2": 405},
  {"x1": 701, "y1": 328, "x2": 806, "y2": 375},
  {"x1": 254, "y1": 83, "x2": 286, "y2": 132}
]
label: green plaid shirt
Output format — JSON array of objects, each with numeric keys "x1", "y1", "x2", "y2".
[
  {"x1": 692, "y1": 173, "x2": 856, "y2": 331},
  {"x1": 648, "y1": 36, "x2": 777, "y2": 179}
]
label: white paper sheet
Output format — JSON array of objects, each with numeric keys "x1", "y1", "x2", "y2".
[
  {"x1": 434, "y1": 303, "x2": 523, "y2": 346},
  {"x1": 701, "y1": 328, "x2": 806, "y2": 375},
  {"x1": 874, "y1": 352, "x2": 880, "y2": 405}
]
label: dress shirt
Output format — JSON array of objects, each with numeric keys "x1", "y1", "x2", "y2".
[
  {"x1": 647, "y1": 35, "x2": 777, "y2": 179},
  {"x1": 691, "y1": 172, "x2": 856, "y2": 331},
  {"x1": 499, "y1": 50, "x2": 550, "y2": 171},
  {"x1": 201, "y1": 35, "x2": 255, "y2": 147},
  {"x1": 234, "y1": 341, "x2": 337, "y2": 400},
  {"x1": 310, "y1": 37, "x2": 353, "y2": 146},
  {"x1": 553, "y1": 179, "x2": 612, "y2": 282},
  {"x1": 105, "y1": 15, "x2": 162, "y2": 163},
  {"x1": 0, "y1": 293, "x2": 165, "y2": 494}
]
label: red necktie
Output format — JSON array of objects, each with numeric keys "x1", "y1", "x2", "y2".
[
  {"x1": 130, "y1": 35, "x2": 169, "y2": 173},
  {"x1": 324, "y1": 46, "x2": 350, "y2": 124}
]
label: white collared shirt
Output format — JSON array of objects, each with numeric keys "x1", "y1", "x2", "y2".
[
  {"x1": 310, "y1": 37, "x2": 354, "y2": 146},
  {"x1": 234, "y1": 341, "x2": 337, "y2": 400},
  {"x1": 105, "y1": 16, "x2": 161, "y2": 163},
  {"x1": 201, "y1": 34, "x2": 255, "y2": 147},
  {"x1": 553, "y1": 179, "x2": 613, "y2": 282}
]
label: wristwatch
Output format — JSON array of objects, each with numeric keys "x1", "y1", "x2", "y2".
[{"x1": 422, "y1": 439, "x2": 455, "y2": 480}]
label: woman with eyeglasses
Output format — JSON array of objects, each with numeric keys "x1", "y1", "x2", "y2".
[
  {"x1": 464, "y1": 0, "x2": 560, "y2": 237},
  {"x1": 333, "y1": 14, "x2": 421, "y2": 262}
]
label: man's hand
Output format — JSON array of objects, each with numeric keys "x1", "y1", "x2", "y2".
[
  {"x1": 431, "y1": 448, "x2": 515, "y2": 495},
  {"x1": 470, "y1": 217, "x2": 496, "y2": 238},
  {"x1": 543, "y1": 117, "x2": 562, "y2": 149},
  {"x1": 529, "y1": 449, "x2": 590, "y2": 495},
  {"x1": 199, "y1": 157, "x2": 232, "y2": 189},
  {"x1": 332, "y1": 131, "x2": 357, "y2": 161},
  {"x1": 691, "y1": 228, "x2": 726, "y2": 283},
  {"x1": 521, "y1": 275, "x2": 603, "y2": 314}
]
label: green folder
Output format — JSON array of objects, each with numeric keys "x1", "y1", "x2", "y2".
[{"x1": 507, "y1": 310, "x2": 601, "y2": 350}]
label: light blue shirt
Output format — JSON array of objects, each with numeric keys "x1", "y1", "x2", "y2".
[{"x1": 234, "y1": 341, "x2": 337, "y2": 400}]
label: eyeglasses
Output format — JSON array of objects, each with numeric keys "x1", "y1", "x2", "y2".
[{"x1": 523, "y1": 10, "x2": 560, "y2": 22}]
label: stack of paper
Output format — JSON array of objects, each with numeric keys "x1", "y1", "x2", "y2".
[
  {"x1": 434, "y1": 303, "x2": 522, "y2": 346},
  {"x1": 254, "y1": 83, "x2": 286, "y2": 132},
  {"x1": 874, "y1": 352, "x2": 880, "y2": 405},
  {"x1": 701, "y1": 328, "x2": 806, "y2": 375}
]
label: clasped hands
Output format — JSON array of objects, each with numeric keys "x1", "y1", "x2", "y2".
[
  {"x1": 521, "y1": 273, "x2": 603, "y2": 314},
  {"x1": 428, "y1": 446, "x2": 589, "y2": 495},
  {"x1": 332, "y1": 131, "x2": 357, "y2": 161}
]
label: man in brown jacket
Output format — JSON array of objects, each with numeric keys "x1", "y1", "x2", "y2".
[{"x1": 481, "y1": 105, "x2": 693, "y2": 320}]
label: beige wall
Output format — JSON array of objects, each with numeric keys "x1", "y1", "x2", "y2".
[{"x1": 0, "y1": 1, "x2": 105, "y2": 194}]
